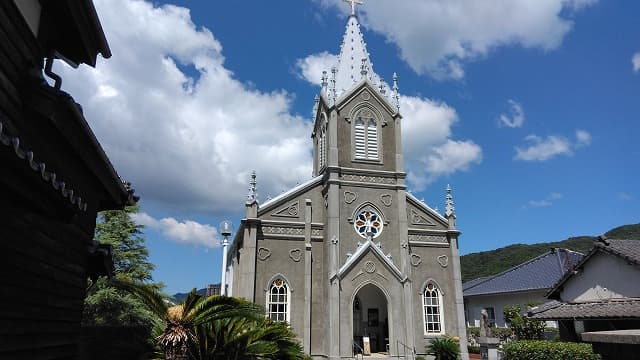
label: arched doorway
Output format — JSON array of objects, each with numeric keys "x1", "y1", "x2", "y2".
[{"x1": 353, "y1": 284, "x2": 389, "y2": 355}]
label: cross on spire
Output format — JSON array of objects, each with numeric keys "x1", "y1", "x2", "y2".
[{"x1": 343, "y1": 0, "x2": 363, "y2": 16}]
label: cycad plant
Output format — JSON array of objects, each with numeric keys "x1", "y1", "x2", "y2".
[
  {"x1": 113, "y1": 279, "x2": 305, "y2": 360},
  {"x1": 426, "y1": 336, "x2": 460, "y2": 360}
]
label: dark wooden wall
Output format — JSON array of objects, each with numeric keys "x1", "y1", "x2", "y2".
[{"x1": 0, "y1": 2, "x2": 126, "y2": 359}]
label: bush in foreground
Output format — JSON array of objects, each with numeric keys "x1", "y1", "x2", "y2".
[
  {"x1": 502, "y1": 340, "x2": 600, "y2": 360},
  {"x1": 426, "y1": 336, "x2": 460, "y2": 360}
]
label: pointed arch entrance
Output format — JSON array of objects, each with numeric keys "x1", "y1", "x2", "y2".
[{"x1": 352, "y1": 283, "x2": 389, "y2": 355}]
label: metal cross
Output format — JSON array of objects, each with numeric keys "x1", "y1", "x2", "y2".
[{"x1": 343, "y1": 0, "x2": 363, "y2": 16}]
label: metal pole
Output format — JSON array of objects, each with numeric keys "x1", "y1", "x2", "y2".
[{"x1": 220, "y1": 235, "x2": 228, "y2": 296}]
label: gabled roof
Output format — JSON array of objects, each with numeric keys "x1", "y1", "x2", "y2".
[
  {"x1": 463, "y1": 248, "x2": 584, "y2": 297},
  {"x1": 528, "y1": 298, "x2": 640, "y2": 320},
  {"x1": 335, "y1": 239, "x2": 406, "y2": 283},
  {"x1": 258, "y1": 176, "x2": 323, "y2": 214},
  {"x1": 547, "y1": 237, "x2": 640, "y2": 299}
]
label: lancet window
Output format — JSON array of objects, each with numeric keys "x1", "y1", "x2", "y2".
[
  {"x1": 422, "y1": 282, "x2": 444, "y2": 335},
  {"x1": 267, "y1": 278, "x2": 290, "y2": 322}
]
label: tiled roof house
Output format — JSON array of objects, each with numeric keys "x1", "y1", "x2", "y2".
[
  {"x1": 527, "y1": 237, "x2": 640, "y2": 357},
  {"x1": 463, "y1": 248, "x2": 584, "y2": 327}
]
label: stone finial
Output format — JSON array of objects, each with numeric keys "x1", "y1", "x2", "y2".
[
  {"x1": 312, "y1": 94, "x2": 320, "y2": 116},
  {"x1": 247, "y1": 171, "x2": 258, "y2": 202},
  {"x1": 392, "y1": 72, "x2": 400, "y2": 111},
  {"x1": 321, "y1": 71, "x2": 328, "y2": 92},
  {"x1": 445, "y1": 184, "x2": 455, "y2": 218}
]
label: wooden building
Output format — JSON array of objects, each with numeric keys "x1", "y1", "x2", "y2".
[{"x1": 0, "y1": 1, "x2": 136, "y2": 358}]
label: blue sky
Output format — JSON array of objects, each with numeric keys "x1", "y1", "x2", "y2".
[{"x1": 59, "y1": 0, "x2": 639, "y2": 294}]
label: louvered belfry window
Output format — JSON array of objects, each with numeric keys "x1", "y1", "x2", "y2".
[
  {"x1": 354, "y1": 109, "x2": 379, "y2": 160},
  {"x1": 319, "y1": 124, "x2": 327, "y2": 168}
]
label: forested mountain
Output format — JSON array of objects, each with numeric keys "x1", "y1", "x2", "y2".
[{"x1": 461, "y1": 223, "x2": 640, "y2": 282}]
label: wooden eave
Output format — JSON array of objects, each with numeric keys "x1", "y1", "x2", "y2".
[{"x1": 38, "y1": 0, "x2": 111, "y2": 67}]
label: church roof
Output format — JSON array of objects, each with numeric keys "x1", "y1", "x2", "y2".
[
  {"x1": 463, "y1": 248, "x2": 584, "y2": 297},
  {"x1": 321, "y1": 15, "x2": 398, "y2": 109}
]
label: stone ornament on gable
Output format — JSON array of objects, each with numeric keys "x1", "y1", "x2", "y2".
[
  {"x1": 410, "y1": 253, "x2": 422, "y2": 267},
  {"x1": 271, "y1": 200, "x2": 299, "y2": 218},
  {"x1": 257, "y1": 247, "x2": 271, "y2": 261},
  {"x1": 344, "y1": 191, "x2": 358, "y2": 204},
  {"x1": 379, "y1": 194, "x2": 392, "y2": 207},
  {"x1": 410, "y1": 209, "x2": 436, "y2": 226},
  {"x1": 361, "y1": 91, "x2": 371, "y2": 101},
  {"x1": 289, "y1": 248, "x2": 302, "y2": 262},
  {"x1": 364, "y1": 261, "x2": 376, "y2": 273},
  {"x1": 437, "y1": 255, "x2": 449, "y2": 268}
]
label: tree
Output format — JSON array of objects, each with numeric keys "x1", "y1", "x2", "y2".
[
  {"x1": 83, "y1": 205, "x2": 161, "y2": 328},
  {"x1": 503, "y1": 305, "x2": 545, "y2": 341},
  {"x1": 95, "y1": 205, "x2": 155, "y2": 283}
]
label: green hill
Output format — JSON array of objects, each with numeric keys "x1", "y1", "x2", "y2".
[{"x1": 461, "y1": 223, "x2": 640, "y2": 282}]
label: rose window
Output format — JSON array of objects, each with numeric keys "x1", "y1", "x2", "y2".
[{"x1": 354, "y1": 210, "x2": 383, "y2": 238}]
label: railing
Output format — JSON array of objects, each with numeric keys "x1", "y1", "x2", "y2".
[
  {"x1": 395, "y1": 340, "x2": 415, "y2": 360},
  {"x1": 352, "y1": 340, "x2": 364, "y2": 360}
]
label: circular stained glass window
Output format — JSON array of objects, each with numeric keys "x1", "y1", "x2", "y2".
[{"x1": 354, "y1": 210, "x2": 384, "y2": 238}]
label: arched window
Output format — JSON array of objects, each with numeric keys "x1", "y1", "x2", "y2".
[
  {"x1": 353, "y1": 110, "x2": 379, "y2": 161},
  {"x1": 422, "y1": 282, "x2": 444, "y2": 335},
  {"x1": 267, "y1": 278, "x2": 290, "y2": 322}
]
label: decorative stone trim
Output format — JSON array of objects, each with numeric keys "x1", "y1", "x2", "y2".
[
  {"x1": 341, "y1": 173, "x2": 396, "y2": 185},
  {"x1": 410, "y1": 209, "x2": 436, "y2": 226},
  {"x1": 289, "y1": 248, "x2": 302, "y2": 262},
  {"x1": 410, "y1": 253, "x2": 422, "y2": 267},
  {"x1": 380, "y1": 193, "x2": 392, "y2": 207},
  {"x1": 344, "y1": 191, "x2": 358, "y2": 204},
  {"x1": 0, "y1": 120, "x2": 88, "y2": 211},
  {"x1": 271, "y1": 201, "x2": 299, "y2": 218},
  {"x1": 363, "y1": 261, "x2": 376, "y2": 273},
  {"x1": 437, "y1": 255, "x2": 449, "y2": 268},
  {"x1": 408, "y1": 234, "x2": 447, "y2": 243},
  {"x1": 257, "y1": 247, "x2": 271, "y2": 261},
  {"x1": 262, "y1": 226, "x2": 304, "y2": 236}
]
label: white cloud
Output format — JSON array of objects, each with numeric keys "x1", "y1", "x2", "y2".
[
  {"x1": 133, "y1": 212, "x2": 220, "y2": 248},
  {"x1": 528, "y1": 200, "x2": 553, "y2": 207},
  {"x1": 295, "y1": 51, "x2": 336, "y2": 85},
  {"x1": 316, "y1": 0, "x2": 597, "y2": 79},
  {"x1": 514, "y1": 130, "x2": 591, "y2": 161},
  {"x1": 58, "y1": 0, "x2": 312, "y2": 214},
  {"x1": 399, "y1": 96, "x2": 483, "y2": 189},
  {"x1": 575, "y1": 129, "x2": 592, "y2": 147},
  {"x1": 526, "y1": 192, "x2": 563, "y2": 208},
  {"x1": 498, "y1": 100, "x2": 525, "y2": 128},
  {"x1": 632, "y1": 52, "x2": 640, "y2": 73}
]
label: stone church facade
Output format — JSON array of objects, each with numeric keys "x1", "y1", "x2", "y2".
[{"x1": 226, "y1": 10, "x2": 468, "y2": 360}]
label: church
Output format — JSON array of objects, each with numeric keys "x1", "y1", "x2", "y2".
[{"x1": 225, "y1": 2, "x2": 468, "y2": 359}]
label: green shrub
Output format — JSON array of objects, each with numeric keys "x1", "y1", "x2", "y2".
[
  {"x1": 467, "y1": 345, "x2": 481, "y2": 354},
  {"x1": 502, "y1": 340, "x2": 601, "y2": 360},
  {"x1": 504, "y1": 305, "x2": 545, "y2": 340},
  {"x1": 426, "y1": 336, "x2": 460, "y2": 360}
]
